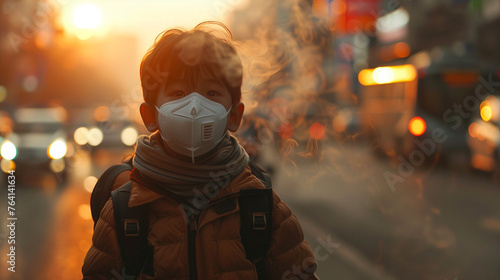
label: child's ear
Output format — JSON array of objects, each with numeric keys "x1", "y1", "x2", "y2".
[
  {"x1": 227, "y1": 102, "x2": 244, "y2": 132},
  {"x1": 140, "y1": 102, "x2": 159, "y2": 132}
]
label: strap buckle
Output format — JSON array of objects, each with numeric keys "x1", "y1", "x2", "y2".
[
  {"x1": 252, "y1": 212, "x2": 267, "y2": 230},
  {"x1": 124, "y1": 219, "x2": 140, "y2": 237}
]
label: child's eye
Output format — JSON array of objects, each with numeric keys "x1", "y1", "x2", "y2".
[
  {"x1": 206, "y1": 90, "x2": 219, "y2": 97},
  {"x1": 170, "y1": 90, "x2": 185, "y2": 97}
]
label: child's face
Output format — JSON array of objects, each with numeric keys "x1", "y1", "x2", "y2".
[{"x1": 139, "y1": 71, "x2": 245, "y2": 156}]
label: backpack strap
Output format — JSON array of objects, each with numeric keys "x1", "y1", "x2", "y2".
[
  {"x1": 248, "y1": 160, "x2": 272, "y2": 189},
  {"x1": 239, "y1": 161, "x2": 273, "y2": 280},
  {"x1": 90, "y1": 158, "x2": 133, "y2": 228},
  {"x1": 111, "y1": 182, "x2": 154, "y2": 278}
]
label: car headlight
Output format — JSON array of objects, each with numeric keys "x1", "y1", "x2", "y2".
[
  {"x1": 481, "y1": 104, "x2": 492, "y2": 122},
  {"x1": 121, "y1": 126, "x2": 138, "y2": 146},
  {"x1": 1, "y1": 140, "x2": 17, "y2": 160},
  {"x1": 481, "y1": 96, "x2": 500, "y2": 122},
  {"x1": 48, "y1": 138, "x2": 67, "y2": 159}
]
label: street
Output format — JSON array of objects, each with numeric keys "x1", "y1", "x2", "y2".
[
  {"x1": 270, "y1": 141, "x2": 500, "y2": 280},
  {"x1": 0, "y1": 141, "x2": 499, "y2": 279}
]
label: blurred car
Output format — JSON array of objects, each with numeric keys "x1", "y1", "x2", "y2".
[
  {"x1": 72, "y1": 118, "x2": 141, "y2": 151},
  {"x1": 359, "y1": 47, "x2": 489, "y2": 167},
  {"x1": 467, "y1": 95, "x2": 500, "y2": 172},
  {"x1": 0, "y1": 107, "x2": 69, "y2": 184}
]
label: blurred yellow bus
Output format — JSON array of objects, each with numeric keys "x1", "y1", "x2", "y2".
[{"x1": 358, "y1": 48, "x2": 490, "y2": 167}]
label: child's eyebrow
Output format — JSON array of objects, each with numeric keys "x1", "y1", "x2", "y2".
[
  {"x1": 163, "y1": 79, "x2": 225, "y2": 91},
  {"x1": 201, "y1": 79, "x2": 225, "y2": 86},
  {"x1": 167, "y1": 79, "x2": 186, "y2": 84},
  {"x1": 164, "y1": 80, "x2": 189, "y2": 87}
]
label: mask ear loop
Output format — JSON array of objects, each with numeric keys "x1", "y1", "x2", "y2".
[
  {"x1": 155, "y1": 105, "x2": 167, "y2": 141},
  {"x1": 224, "y1": 105, "x2": 233, "y2": 119}
]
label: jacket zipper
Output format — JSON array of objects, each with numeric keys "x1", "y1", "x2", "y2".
[
  {"x1": 188, "y1": 214, "x2": 198, "y2": 280},
  {"x1": 186, "y1": 193, "x2": 245, "y2": 280}
]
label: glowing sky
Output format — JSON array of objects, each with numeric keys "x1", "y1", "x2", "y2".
[{"x1": 61, "y1": 0, "x2": 246, "y2": 54}]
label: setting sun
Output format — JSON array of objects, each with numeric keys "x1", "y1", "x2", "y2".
[{"x1": 74, "y1": 3, "x2": 102, "y2": 29}]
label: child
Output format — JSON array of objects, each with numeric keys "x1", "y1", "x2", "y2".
[{"x1": 82, "y1": 22, "x2": 319, "y2": 280}]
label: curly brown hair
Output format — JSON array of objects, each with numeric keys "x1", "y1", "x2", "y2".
[{"x1": 140, "y1": 21, "x2": 243, "y2": 106}]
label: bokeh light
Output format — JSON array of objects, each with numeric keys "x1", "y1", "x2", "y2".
[
  {"x1": 0, "y1": 112, "x2": 13, "y2": 134},
  {"x1": 50, "y1": 158, "x2": 66, "y2": 173},
  {"x1": 469, "y1": 123, "x2": 478, "y2": 138},
  {"x1": 1, "y1": 140, "x2": 17, "y2": 160},
  {"x1": 309, "y1": 123, "x2": 325, "y2": 140},
  {"x1": 394, "y1": 42, "x2": 411, "y2": 58},
  {"x1": 477, "y1": 126, "x2": 486, "y2": 141},
  {"x1": 481, "y1": 105, "x2": 492, "y2": 122},
  {"x1": 278, "y1": 123, "x2": 294, "y2": 140},
  {"x1": 84, "y1": 176, "x2": 98, "y2": 193},
  {"x1": 121, "y1": 126, "x2": 138, "y2": 146},
  {"x1": 87, "y1": 127, "x2": 104, "y2": 146},
  {"x1": 74, "y1": 127, "x2": 90, "y2": 145},
  {"x1": 78, "y1": 204, "x2": 92, "y2": 220},
  {"x1": 372, "y1": 67, "x2": 395, "y2": 84},
  {"x1": 409, "y1": 116, "x2": 426, "y2": 136},
  {"x1": 93, "y1": 106, "x2": 110, "y2": 122},
  {"x1": 1, "y1": 159, "x2": 15, "y2": 173},
  {"x1": 48, "y1": 139, "x2": 68, "y2": 159},
  {"x1": 359, "y1": 64, "x2": 417, "y2": 85}
]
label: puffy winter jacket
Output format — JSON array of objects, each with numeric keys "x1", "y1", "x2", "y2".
[{"x1": 82, "y1": 165, "x2": 319, "y2": 279}]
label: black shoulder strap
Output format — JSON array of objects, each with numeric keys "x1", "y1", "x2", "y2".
[
  {"x1": 90, "y1": 158, "x2": 133, "y2": 228},
  {"x1": 111, "y1": 182, "x2": 154, "y2": 278},
  {"x1": 248, "y1": 160, "x2": 272, "y2": 189},
  {"x1": 239, "y1": 161, "x2": 273, "y2": 280}
]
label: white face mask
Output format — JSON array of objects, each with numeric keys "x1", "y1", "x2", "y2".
[{"x1": 155, "y1": 92, "x2": 232, "y2": 163}]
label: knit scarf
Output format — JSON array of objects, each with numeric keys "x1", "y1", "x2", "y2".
[{"x1": 132, "y1": 131, "x2": 249, "y2": 209}]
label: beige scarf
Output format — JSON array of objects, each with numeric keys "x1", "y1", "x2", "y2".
[{"x1": 133, "y1": 131, "x2": 249, "y2": 204}]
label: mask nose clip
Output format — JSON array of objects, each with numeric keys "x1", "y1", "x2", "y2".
[{"x1": 189, "y1": 98, "x2": 201, "y2": 118}]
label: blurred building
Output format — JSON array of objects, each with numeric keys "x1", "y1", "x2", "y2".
[
  {"x1": 476, "y1": 0, "x2": 500, "y2": 63},
  {"x1": 376, "y1": 0, "x2": 500, "y2": 65},
  {"x1": 405, "y1": 0, "x2": 470, "y2": 53}
]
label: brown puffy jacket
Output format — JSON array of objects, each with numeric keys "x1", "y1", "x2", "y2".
[{"x1": 82, "y1": 165, "x2": 319, "y2": 279}]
